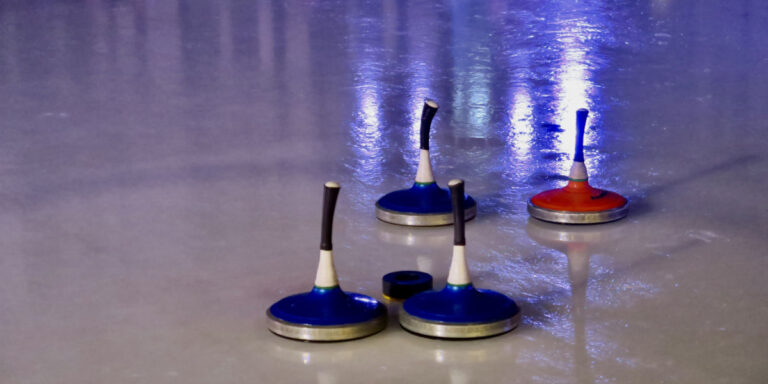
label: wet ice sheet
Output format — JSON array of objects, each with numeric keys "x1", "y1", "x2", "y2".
[{"x1": 0, "y1": 0, "x2": 767, "y2": 383}]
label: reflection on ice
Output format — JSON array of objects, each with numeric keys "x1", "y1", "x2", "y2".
[
  {"x1": 510, "y1": 86, "x2": 535, "y2": 159},
  {"x1": 551, "y1": 6, "x2": 604, "y2": 176},
  {"x1": 523, "y1": 218, "x2": 666, "y2": 378},
  {"x1": 350, "y1": 73, "x2": 384, "y2": 186}
]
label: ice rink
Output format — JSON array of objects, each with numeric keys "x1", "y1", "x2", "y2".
[{"x1": 1, "y1": 0, "x2": 767, "y2": 382}]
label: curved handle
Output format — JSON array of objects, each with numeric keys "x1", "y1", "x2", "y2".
[
  {"x1": 574, "y1": 108, "x2": 589, "y2": 162},
  {"x1": 320, "y1": 181, "x2": 341, "y2": 251},
  {"x1": 448, "y1": 179, "x2": 466, "y2": 246},
  {"x1": 420, "y1": 99, "x2": 439, "y2": 150}
]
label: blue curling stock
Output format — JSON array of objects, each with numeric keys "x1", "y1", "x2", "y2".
[
  {"x1": 403, "y1": 284, "x2": 520, "y2": 324},
  {"x1": 269, "y1": 286, "x2": 386, "y2": 326},
  {"x1": 377, "y1": 182, "x2": 476, "y2": 215}
]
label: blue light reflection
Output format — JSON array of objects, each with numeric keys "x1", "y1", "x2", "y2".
[
  {"x1": 351, "y1": 82, "x2": 384, "y2": 185},
  {"x1": 348, "y1": 10, "x2": 385, "y2": 187},
  {"x1": 449, "y1": 1, "x2": 492, "y2": 139},
  {"x1": 551, "y1": 8, "x2": 607, "y2": 176},
  {"x1": 509, "y1": 85, "x2": 535, "y2": 167}
]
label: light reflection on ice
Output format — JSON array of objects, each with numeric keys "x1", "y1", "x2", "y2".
[
  {"x1": 552, "y1": 15, "x2": 603, "y2": 176},
  {"x1": 350, "y1": 81, "x2": 384, "y2": 185}
]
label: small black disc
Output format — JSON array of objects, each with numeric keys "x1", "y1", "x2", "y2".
[{"x1": 382, "y1": 271, "x2": 433, "y2": 300}]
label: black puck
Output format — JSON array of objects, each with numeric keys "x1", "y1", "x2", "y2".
[{"x1": 382, "y1": 271, "x2": 433, "y2": 300}]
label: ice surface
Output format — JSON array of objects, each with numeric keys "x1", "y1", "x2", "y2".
[{"x1": 0, "y1": 0, "x2": 767, "y2": 383}]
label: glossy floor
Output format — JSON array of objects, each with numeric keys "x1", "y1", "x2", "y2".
[{"x1": 1, "y1": 1, "x2": 767, "y2": 383}]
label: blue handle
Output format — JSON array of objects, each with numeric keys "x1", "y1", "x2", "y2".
[{"x1": 574, "y1": 109, "x2": 589, "y2": 162}]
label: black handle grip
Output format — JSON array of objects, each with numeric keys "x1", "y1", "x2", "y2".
[
  {"x1": 420, "y1": 100, "x2": 439, "y2": 150},
  {"x1": 448, "y1": 179, "x2": 466, "y2": 246},
  {"x1": 320, "y1": 182, "x2": 341, "y2": 251}
]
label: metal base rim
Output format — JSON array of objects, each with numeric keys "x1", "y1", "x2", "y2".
[
  {"x1": 527, "y1": 199, "x2": 629, "y2": 225},
  {"x1": 398, "y1": 310, "x2": 521, "y2": 339},
  {"x1": 266, "y1": 310, "x2": 387, "y2": 342},
  {"x1": 375, "y1": 205, "x2": 477, "y2": 227}
]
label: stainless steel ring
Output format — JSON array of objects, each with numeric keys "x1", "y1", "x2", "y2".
[
  {"x1": 375, "y1": 204, "x2": 477, "y2": 226},
  {"x1": 398, "y1": 310, "x2": 520, "y2": 339},
  {"x1": 527, "y1": 199, "x2": 629, "y2": 225},
  {"x1": 266, "y1": 310, "x2": 387, "y2": 342}
]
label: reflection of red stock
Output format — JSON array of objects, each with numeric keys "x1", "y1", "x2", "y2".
[
  {"x1": 566, "y1": 244, "x2": 591, "y2": 384},
  {"x1": 566, "y1": 244, "x2": 590, "y2": 287}
]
